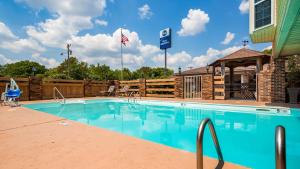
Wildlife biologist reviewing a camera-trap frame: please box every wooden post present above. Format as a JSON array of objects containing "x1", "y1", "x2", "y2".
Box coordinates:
[
  {"x1": 114, "y1": 80, "x2": 120, "y2": 97},
  {"x1": 229, "y1": 66, "x2": 234, "y2": 98},
  {"x1": 139, "y1": 78, "x2": 146, "y2": 97},
  {"x1": 256, "y1": 57, "x2": 263, "y2": 73},
  {"x1": 175, "y1": 76, "x2": 183, "y2": 99},
  {"x1": 221, "y1": 62, "x2": 225, "y2": 76}
]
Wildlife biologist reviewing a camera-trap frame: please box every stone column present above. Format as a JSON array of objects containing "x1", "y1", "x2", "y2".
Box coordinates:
[
  {"x1": 257, "y1": 58, "x2": 286, "y2": 103},
  {"x1": 270, "y1": 58, "x2": 286, "y2": 103},
  {"x1": 202, "y1": 74, "x2": 213, "y2": 100},
  {"x1": 174, "y1": 76, "x2": 183, "y2": 99}
]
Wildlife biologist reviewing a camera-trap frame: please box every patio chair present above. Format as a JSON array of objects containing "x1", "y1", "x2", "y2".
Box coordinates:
[
  {"x1": 100, "y1": 86, "x2": 115, "y2": 96},
  {"x1": 119, "y1": 85, "x2": 130, "y2": 97}
]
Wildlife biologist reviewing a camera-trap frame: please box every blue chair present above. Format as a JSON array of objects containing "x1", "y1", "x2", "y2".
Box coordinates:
[
  {"x1": 5, "y1": 89, "x2": 21, "y2": 106},
  {"x1": 6, "y1": 89, "x2": 21, "y2": 99}
]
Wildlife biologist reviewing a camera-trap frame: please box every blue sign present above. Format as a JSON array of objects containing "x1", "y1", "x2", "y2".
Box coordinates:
[{"x1": 160, "y1": 28, "x2": 172, "y2": 49}]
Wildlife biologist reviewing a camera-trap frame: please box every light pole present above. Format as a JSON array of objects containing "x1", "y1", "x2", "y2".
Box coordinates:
[
  {"x1": 32, "y1": 66, "x2": 36, "y2": 76},
  {"x1": 61, "y1": 44, "x2": 72, "y2": 78}
]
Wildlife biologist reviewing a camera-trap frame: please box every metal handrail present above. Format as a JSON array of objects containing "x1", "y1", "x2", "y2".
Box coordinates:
[
  {"x1": 275, "y1": 125, "x2": 286, "y2": 169},
  {"x1": 197, "y1": 118, "x2": 224, "y2": 169},
  {"x1": 53, "y1": 87, "x2": 66, "y2": 104}
]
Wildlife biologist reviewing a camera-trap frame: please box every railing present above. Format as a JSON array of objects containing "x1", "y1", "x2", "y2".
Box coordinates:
[
  {"x1": 275, "y1": 125, "x2": 286, "y2": 169},
  {"x1": 197, "y1": 118, "x2": 224, "y2": 169},
  {"x1": 53, "y1": 87, "x2": 66, "y2": 104}
]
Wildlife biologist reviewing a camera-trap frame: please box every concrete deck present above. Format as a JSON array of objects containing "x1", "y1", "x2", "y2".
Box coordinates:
[{"x1": 0, "y1": 100, "x2": 249, "y2": 169}]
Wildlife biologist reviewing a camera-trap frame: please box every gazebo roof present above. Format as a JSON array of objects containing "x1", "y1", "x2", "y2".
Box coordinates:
[
  {"x1": 210, "y1": 48, "x2": 270, "y2": 67},
  {"x1": 176, "y1": 67, "x2": 209, "y2": 76}
]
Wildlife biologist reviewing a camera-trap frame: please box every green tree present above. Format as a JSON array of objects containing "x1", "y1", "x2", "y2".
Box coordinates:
[
  {"x1": 88, "y1": 64, "x2": 113, "y2": 80},
  {"x1": 132, "y1": 67, "x2": 173, "y2": 79},
  {"x1": 0, "y1": 65, "x2": 4, "y2": 76},
  {"x1": 287, "y1": 55, "x2": 300, "y2": 87},
  {"x1": 2, "y1": 60, "x2": 47, "y2": 77},
  {"x1": 49, "y1": 57, "x2": 89, "y2": 80},
  {"x1": 262, "y1": 48, "x2": 272, "y2": 55},
  {"x1": 44, "y1": 68, "x2": 68, "y2": 79},
  {"x1": 133, "y1": 67, "x2": 152, "y2": 79},
  {"x1": 150, "y1": 67, "x2": 173, "y2": 78}
]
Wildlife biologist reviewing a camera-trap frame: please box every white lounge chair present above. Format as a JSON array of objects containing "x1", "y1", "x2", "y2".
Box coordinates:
[{"x1": 100, "y1": 85, "x2": 115, "y2": 96}]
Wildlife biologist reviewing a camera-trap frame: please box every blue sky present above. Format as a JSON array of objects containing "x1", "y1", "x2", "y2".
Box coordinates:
[{"x1": 0, "y1": 0, "x2": 271, "y2": 71}]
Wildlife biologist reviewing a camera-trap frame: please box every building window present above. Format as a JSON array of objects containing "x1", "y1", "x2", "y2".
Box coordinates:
[{"x1": 255, "y1": 0, "x2": 272, "y2": 29}]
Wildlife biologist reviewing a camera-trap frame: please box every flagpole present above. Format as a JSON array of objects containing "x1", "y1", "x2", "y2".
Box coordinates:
[{"x1": 120, "y1": 28, "x2": 124, "y2": 80}]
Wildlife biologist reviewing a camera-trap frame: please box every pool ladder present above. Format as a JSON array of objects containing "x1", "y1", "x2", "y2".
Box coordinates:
[
  {"x1": 275, "y1": 126, "x2": 286, "y2": 169},
  {"x1": 53, "y1": 87, "x2": 66, "y2": 104},
  {"x1": 196, "y1": 118, "x2": 224, "y2": 169},
  {"x1": 128, "y1": 91, "x2": 141, "y2": 103},
  {"x1": 196, "y1": 118, "x2": 286, "y2": 169}
]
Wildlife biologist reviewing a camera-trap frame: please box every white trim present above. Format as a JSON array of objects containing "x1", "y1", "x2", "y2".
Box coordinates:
[{"x1": 250, "y1": 0, "x2": 275, "y2": 33}]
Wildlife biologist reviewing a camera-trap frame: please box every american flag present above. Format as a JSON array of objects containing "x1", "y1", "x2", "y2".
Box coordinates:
[{"x1": 121, "y1": 33, "x2": 129, "y2": 46}]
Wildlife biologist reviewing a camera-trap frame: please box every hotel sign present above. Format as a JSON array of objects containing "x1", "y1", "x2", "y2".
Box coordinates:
[{"x1": 160, "y1": 28, "x2": 172, "y2": 49}]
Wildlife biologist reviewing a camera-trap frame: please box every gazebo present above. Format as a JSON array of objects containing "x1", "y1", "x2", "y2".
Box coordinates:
[{"x1": 209, "y1": 48, "x2": 270, "y2": 100}]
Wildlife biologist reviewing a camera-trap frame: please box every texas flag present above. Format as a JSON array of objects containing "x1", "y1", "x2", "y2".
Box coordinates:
[{"x1": 121, "y1": 33, "x2": 129, "y2": 46}]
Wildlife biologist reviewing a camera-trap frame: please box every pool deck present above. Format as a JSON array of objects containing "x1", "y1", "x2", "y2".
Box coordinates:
[{"x1": 0, "y1": 98, "x2": 251, "y2": 169}]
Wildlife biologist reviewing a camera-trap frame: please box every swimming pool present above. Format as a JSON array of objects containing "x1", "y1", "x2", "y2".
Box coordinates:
[{"x1": 24, "y1": 99, "x2": 300, "y2": 169}]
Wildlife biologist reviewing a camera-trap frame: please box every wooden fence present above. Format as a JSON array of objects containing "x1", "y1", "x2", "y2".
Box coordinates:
[
  {"x1": 0, "y1": 77, "x2": 178, "y2": 101},
  {"x1": 42, "y1": 79, "x2": 85, "y2": 99},
  {"x1": 119, "y1": 80, "x2": 140, "y2": 93},
  {"x1": 146, "y1": 78, "x2": 175, "y2": 98},
  {"x1": 118, "y1": 78, "x2": 176, "y2": 98},
  {"x1": 84, "y1": 80, "x2": 109, "y2": 97}
]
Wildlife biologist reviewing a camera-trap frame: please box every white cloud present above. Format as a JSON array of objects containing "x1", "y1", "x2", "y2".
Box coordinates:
[
  {"x1": 0, "y1": 22, "x2": 17, "y2": 40},
  {"x1": 0, "y1": 38, "x2": 46, "y2": 53},
  {"x1": 221, "y1": 32, "x2": 235, "y2": 45},
  {"x1": 191, "y1": 46, "x2": 242, "y2": 68},
  {"x1": 0, "y1": 21, "x2": 45, "y2": 54},
  {"x1": 95, "y1": 19, "x2": 108, "y2": 26},
  {"x1": 263, "y1": 45, "x2": 272, "y2": 51},
  {"x1": 26, "y1": 15, "x2": 93, "y2": 48},
  {"x1": 177, "y1": 9, "x2": 209, "y2": 36},
  {"x1": 239, "y1": 0, "x2": 249, "y2": 14},
  {"x1": 0, "y1": 54, "x2": 17, "y2": 64},
  {"x1": 16, "y1": 0, "x2": 106, "y2": 17},
  {"x1": 138, "y1": 4, "x2": 153, "y2": 20},
  {"x1": 31, "y1": 53, "x2": 60, "y2": 68},
  {"x1": 68, "y1": 28, "x2": 160, "y2": 69},
  {"x1": 16, "y1": 0, "x2": 107, "y2": 48},
  {"x1": 152, "y1": 51, "x2": 193, "y2": 69}
]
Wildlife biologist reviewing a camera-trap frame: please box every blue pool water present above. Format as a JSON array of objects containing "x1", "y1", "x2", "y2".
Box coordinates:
[{"x1": 24, "y1": 99, "x2": 300, "y2": 169}]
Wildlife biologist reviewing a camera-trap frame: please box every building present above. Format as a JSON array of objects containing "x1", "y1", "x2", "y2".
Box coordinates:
[
  {"x1": 175, "y1": 48, "x2": 272, "y2": 101},
  {"x1": 249, "y1": 0, "x2": 300, "y2": 57},
  {"x1": 249, "y1": 0, "x2": 300, "y2": 103}
]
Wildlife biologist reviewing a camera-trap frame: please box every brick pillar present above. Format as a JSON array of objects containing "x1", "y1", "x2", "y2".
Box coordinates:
[
  {"x1": 174, "y1": 76, "x2": 183, "y2": 98},
  {"x1": 270, "y1": 58, "x2": 286, "y2": 103},
  {"x1": 202, "y1": 74, "x2": 213, "y2": 100},
  {"x1": 257, "y1": 71, "x2": 272, "y2": 102},
  {"x1": 257, "y1": 58, "x2": 286, "y2": 103},
  {"x1": 139, "y1": 78, "x2": 146, "y2": 97}
]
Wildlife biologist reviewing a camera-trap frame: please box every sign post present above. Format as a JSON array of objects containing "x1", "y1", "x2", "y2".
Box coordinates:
[{"x1": 160, "y1": 28, "x2": 172, "y2": 76}]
